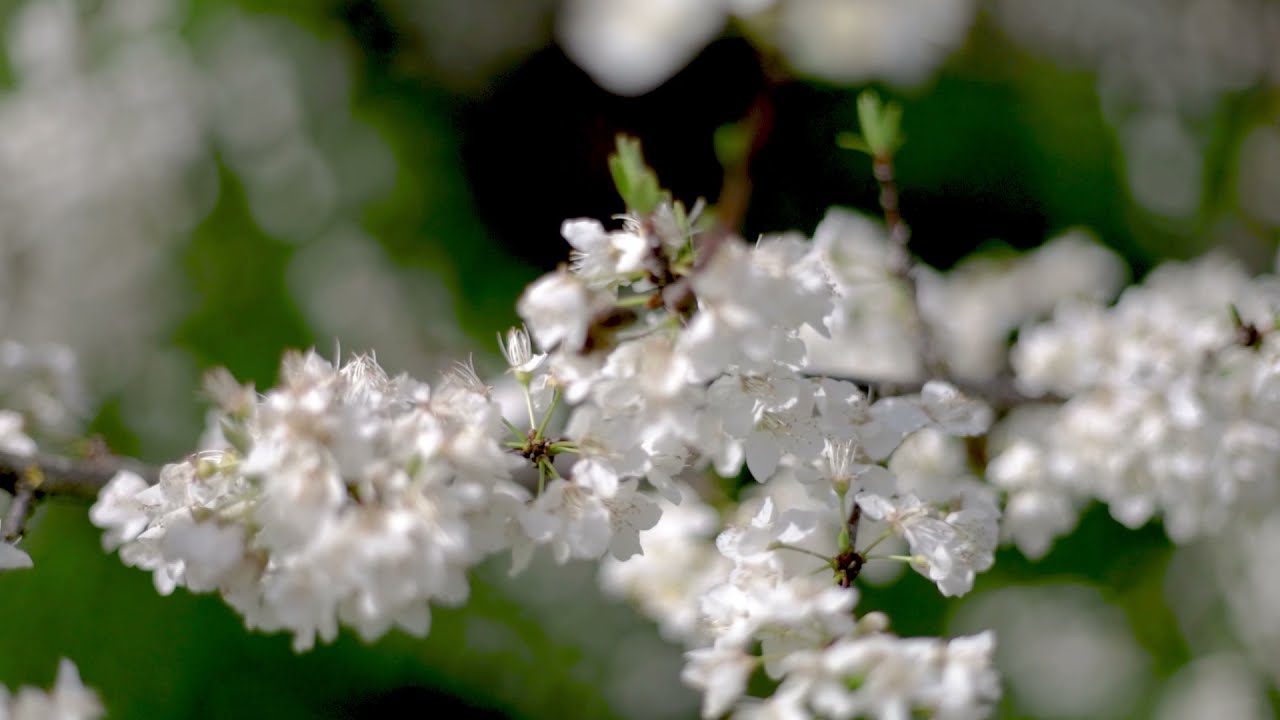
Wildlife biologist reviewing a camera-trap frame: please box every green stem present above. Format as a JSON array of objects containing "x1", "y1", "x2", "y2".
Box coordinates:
[
  {"x1": 535, "y1": 388, "x2": 561, "y2": 440},
  {"x1": 864, "y1": 553, "x2": 918, "y2": 564},
  {"x1": 615, "y1": 293, "x2": 654, "y2": 307},
  {"x1": 523, "y1": 383, "x2": 537, "y2": 430},
  {"x1": 769, "y1": 542, "x2": 833, "y2": 564},
  {"x1": 837, "y1": 490, "x2": 850, "y2": 551},
  {"x1": 502, "y1": 418, "x2": 526, "y2": 443},
  {"x1": 858, "y1": 528, "x2": 894, "y2": 556}
]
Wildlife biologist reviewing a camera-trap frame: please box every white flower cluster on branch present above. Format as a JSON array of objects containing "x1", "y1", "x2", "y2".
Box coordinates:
[
  {"x1": 990, "y1": 256, "x2": 1280, "y2": 552},
  {"x1": 2, "y1": 1, "x2": 1277, "y2": 714},
  {"x1": 510, "y1": 201, "x2": 1005, "y2": 717},
  {"x1": 45, "y1": 127, "x2": 1280, "y2": 717},
  {"x1": 38, "y1": 151, "x2": 1280, "y2": 717},
  {"x1": 88, "y1": 183, "x2": 1007, "y2": 714},
  {"x1": 92, "y1": 352, "x2": 530, "y2": 651}
]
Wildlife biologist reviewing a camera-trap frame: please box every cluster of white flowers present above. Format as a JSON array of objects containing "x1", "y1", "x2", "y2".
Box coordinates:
[
  {"x1": 599, "y1": 485, "x2": 731, "y2": 643},
  {"x1": 558, "y1": 0, "x2": 976, "y2": 95},
  {"x1": 0, "y1": 0, "x2": 207, "y2": 394},
  {"x1": 11, "y1": 1, "x2": 1280, "y2": 715},
  {"x1": 681, "y1": 484, "x2": 999, "y2": 719},
  {"x1": 88, "y1": 192, "x2": 1007, "y2": 713},
  {"x1": 91, "y1": 352, "x2": 530, "y2": 651},
  {"x1": 0, "y1": 660, "x2": 101, "y2": 720},
  {"x1": 0, "y1": 0, "x2": 443, "y2": 461},
  {"x1": 65, "y1": 186, "x2": 1280, "y2": 717},
  {"x1": 605, "y1": 471, "x2": 999, "y2": 719},
  {"x1": 803, "y1": 209, "x2": 1126, "y2": 382},
  {"x1": 967, "y1": 248, "x2": 1280, "y2": 694},
  {"x1": 49, "y1": 120, "x2": 1280, "y2": 714},
  {"x1": 513, "y1": 205, "x2": 1007, "y2": 715},
  {"x1": 988, "y1": 255, "x2": 1280, "y2": 553}
]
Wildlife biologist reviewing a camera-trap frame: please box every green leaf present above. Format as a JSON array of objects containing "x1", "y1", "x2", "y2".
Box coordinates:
[
  {"x1": 846, "y1": 91, "x2": 904, "y2": 158},
  {"x1": 714, "y1": 121, "x2": 752, "y2": 168},
  {"x1": 1228, "y1": 303, "x2": 1244, "y2": 328},
  {"x1": 835, "y1": 132, "x2": 870, "y2": 154},
  {"x1": 608, "y1": 135, "x2": 665, "y2": 215}
]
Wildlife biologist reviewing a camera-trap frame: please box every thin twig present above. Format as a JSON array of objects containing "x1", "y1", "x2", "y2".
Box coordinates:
[
  {"x1": 0, "y1": 450, "x2": 158, "y2": 501},
  {"x1": 698, "y1": 51, "x2": 785, "y2": 270},
  {"x1": 2, "y1": 481, "x2": 35, "y2": 541},
  {"x1": 873, "y1": 151, "x2": 945, "y2": 378},
  {"x1": 812, "y1": 372, "x2": 1063, "y2": 413},
  {"x1": 713, "y1": 88, "x2": 776, "y2": 240},
  {"x1": 846, "y1": 499, "x2": 862, "y2": 544}
]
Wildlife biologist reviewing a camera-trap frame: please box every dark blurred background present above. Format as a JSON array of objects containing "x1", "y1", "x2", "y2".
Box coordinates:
[{"x1": 0, "y1": 0, "x2": 1278, "y2": 717}]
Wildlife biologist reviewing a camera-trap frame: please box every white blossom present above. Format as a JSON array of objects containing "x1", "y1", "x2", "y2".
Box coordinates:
[
  {"x1": 682, "y1": 645, "x2": 759, "y2": 719},
  {"x1": 856, "y1": 493, "x2": 996, "y2": 597},
  {"x1": 497, "y1": 326, "x2": 544, "y2": 376},
  {"x1": 92, "y1": 351, "x2": 528, "y2": 650},
  {"x1": 0, "y1": 524, "x2": 33, "y2": 571},
  {"x1": 557, "y1": 0, "x2": 730, "y2": 96},
  {"x1": 1, "y1": 659, "x2": 103, "y2": 720},
  {"x1": 997, "y1": 256, "x2": 1280, "y2": 545},
  {"x1": 599, "y1": 485, "x2": 732, "y2": 644},
  {"x1": 561, "y1": 218, "x2": 649, "y2": 288},
  {"x1": 0, "y1": 410, "x2": 36, "y2": 457},
  {"x1": 517, "y1": 268, "x2": 612, "y2": 354},
  {"x1": 557, "y1": 0, "x2": 976, "y2": 96},
  {"x1": 761, "y1": 631, "x2": 1000, "y2": 720},
  {"x1": 918, "y1": 381, "x2": 992, "y2": 437},
  {"x1": 89, "y1": 470, "x2": 156, "y2": 551}
]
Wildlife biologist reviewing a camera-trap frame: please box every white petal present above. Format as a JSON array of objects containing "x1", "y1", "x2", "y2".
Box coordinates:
[
  {"x1": 0, "y1": 541, "x2": 33, "y2": 570},
  {"x1": 919, "y1": 380, "x2": 993, "y2": 436},
  {"x1": 745, "y1": 432, "x2": 782, "y2": 481}
]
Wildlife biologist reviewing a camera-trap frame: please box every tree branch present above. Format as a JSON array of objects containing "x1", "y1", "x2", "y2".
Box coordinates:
[
  {"x1": 873, "y1": 151, "x2": 946, "y2": 379},
  {"x1": 713, "y1": 84, "x2": 777, "y2": 238},
  {"x1": 2, "y1": 482, "x2": 35, "y2": 541},
  {"x1": 698, "y1": 49, "x2": 786, "y2": 271},
  {"x1": 0, "y1": 450, "x2": 158, "y2": 501},
  {"x1": 818, "y1": 372, "x2": 1063, "y2": 413}
]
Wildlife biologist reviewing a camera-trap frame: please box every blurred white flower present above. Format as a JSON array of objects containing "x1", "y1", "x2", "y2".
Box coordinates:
[
  {"x1": 998, "y1": 255, "x2": 1280, "y2": 547},
  {"x1": 953, "y1": 584, "x2": 1149, "y2": 719},
  {"x1": 0, "y1": 0, "x2": 207, "y2": 397},
  {"x1": 856, "y1": 491, "x2": 996, "y2": 597},
  {"x1": 778, "y1": 0, "x2": 976, "y2": 86},
  {"x1": 0, "y1": 527, "x2": 33, "y2": 571},
  {"x1": 519, "y1": 268, "x2": 611, "y2": 353},
  {"x1": 1155, "y1": 654, "x2": 1270, "y2": 720},
  {"x1": 558, "y1": 0, "x2": 730, "y2": 95},
  {"x1": 0, "y1": 411, "x2": 36, "y2": 457},
  {"x1": 2, "y1": 659, "x2": 103, "y2": 720},
  {"x1": 558, "y1": 0, "x2": 976, "y2": 95}
]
